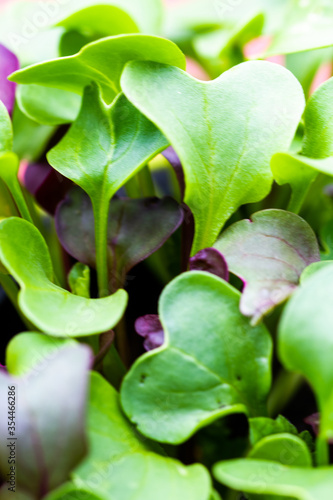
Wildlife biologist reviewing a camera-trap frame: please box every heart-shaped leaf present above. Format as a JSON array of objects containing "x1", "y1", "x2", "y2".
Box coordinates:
[
  {"x1": 213, "y1": 459, "x2": 333, "y2": 500},
  {"x1": 248, "y1": 434, "x2": 312, "y2": 467},
  {"x1": 0, "y1": 43, "x2": 19, "y2": 115},
  {"x1": 0, "y1": 343, "x2": 92, "y2": 498},
  {"x1": 0, "y1": 217, "x2": 128, "y2": 337},
  {"x1": 121, "y1": 271, "x2": 272, "y2": 444},
  {"x1": 56, "y1": 4, "x2": 140, "y2": 38},
  {"x1": 71, "y1": 372, "x2": 212, "y2": 500},
  {"x1": 278, "y1": 263, "x2": 333, "y2": 442},
  {"x1": 214, "y1": 209, "x2": 320, "y2": 324},
  {"x1": 271, "y1": 76, "x2": 333, "y2": 212},
  {"x1": 55, "y1": 187, "x2": 183, "y2": 290},
  {"x1": 121, "y1": 60, "x2": 305, "y2": 254},
  {"x1": 48, "y1": 85, "x2": 170, "y2": 295},
  {"x1": 9, "y1": 34, "x2": 186, "y2": 103}
]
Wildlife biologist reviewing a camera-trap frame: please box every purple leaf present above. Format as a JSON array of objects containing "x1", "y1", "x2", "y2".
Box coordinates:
[
  {"x1": 0, "y1": 364, "x2": 7, "y2": 373},
  {"x1": 163, "y1": 146, "x2": 185, "y2": 199},
  {"x1": 190, "y1": 248, "x2": 229, "y2": 281},
  {"x1": 21, "y1": 162, "x2": 72, "y2": 214},
  {"x1": 215, "y1": 209, "x2": 320, "y2": 324},
  {"x1": 0, "y1": 44, "x2": 19, "y2": 115},
  {"x1": 55, "y1": 187, "x2": 184, "y2": 290},
  {"x1": 0, "y1": 344, "x2": 92, "y2": 498},
  {"x1": 135, "y1": 314, "x2": 165, "y2": 351}
]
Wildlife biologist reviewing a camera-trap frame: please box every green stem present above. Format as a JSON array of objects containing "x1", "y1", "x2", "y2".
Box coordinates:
[
  {"x1": 316, "y1": 436, "x2": 330, "y2": 466},
  {"x1": 102, "y1": 344, "x2": 127, "y2": 390},
  {"x1": 287, "y1": 184, "x2": 312, "y2": 214},
  {"x1": 125, "y1": 174, "x2": 142, "y2": 198},
  {"x1": 267, "y1": 369, "x2": 304, "y2": 417},
  {"x1": 10, "y1": 178, "x2": 33, "y2": 223},
  {"x1": 0, "y1": 274, "x2": 35, "y2": 330},
  {"x1": 137, "y1": 165, "x2": 156, "y2": 198},
  {"x1": 93, "y1": 198, "x2": 110, "y2": 298}
]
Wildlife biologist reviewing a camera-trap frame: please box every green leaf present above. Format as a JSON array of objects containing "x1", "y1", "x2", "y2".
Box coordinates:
[
  {"x1": 213, "y1": 459, "x2": 333, "y2": 500},
  {"x1": 69, "y1": 262, "x2": 91, "y2": 298},
  {"x1": 17, "y1": 85, "x2": 81, "y2": 125},
  {"x1": 56, "y1": 4, "x2": 139, "y2": 37},
  {"x1": 0, "y1": 344, "x2": 92, "y2": 498},
  {"x1": 121, "y1": 271, "x2": 272, "y2": 444},
  {"x1": 72, "y1": 372, "x2": 212, "y2": 500},
  {"x1": 278, "y1": 263, "x2": 333, "y2": 441},
  {"x1": 0, "y1": 100, "x2": 13, "y2": 152},
  {"x1": 302, "y1": 76, "x2": 333, "y2": 158},
  {"x1": 0, "y1": 217, "x2": 128, "y2": 337},
  {"x1": 249, "y1": 415, "x2": 299, "y2": 447},
  {"x1": 48, "y1": 85, "x2": 169, "y2": 296},
  {"x1": 271, "y1": 76, "x2": 333, "y2": 213},
  {"x1": 214, "y1": 209, "x2": 320, "y2": 325},
  {"x1": 44, "y1": 484, "x2": 104, "y2": 500},
  {"x1": 265, "y1": 1, "x2": 333, "y2": 56},
  {"x1": 6, "y1": 332, "x2": 75, "y2": 376},
  {"x1": 248, "y1": 434, "x2": 312, "y2": 467},
  {"x1": 121, "y1": 60, "x2": 305, "y2": 254},
  {"x1": 9, "y1": 34, "x2": 186, "y2": 103}
]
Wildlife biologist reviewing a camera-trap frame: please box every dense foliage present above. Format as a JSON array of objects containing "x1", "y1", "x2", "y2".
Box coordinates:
[{"x1": 1, "y1": 1, "x2": 333, "y2": 499}]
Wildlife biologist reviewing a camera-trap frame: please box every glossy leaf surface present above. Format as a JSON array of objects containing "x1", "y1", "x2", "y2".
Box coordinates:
[
  {"x1": 72, "y1": 372, "x2": 212, "y2": 500},
  {"x1": 121, "y1": 60, "x2": 305, "y2": 254},
  {"x1": 121, "y1": 271, "x2": 272, "y2": 444},
  {"x1": 214, "y1": 459, "x2": 333, "y2": 500},
  {"x1": 0, "y1": 217, "x2": 127, "y2": 337},
  {"x1": 278, "y1": 263, "x2": 333, "y2": 441},
  {"x1": 215, "y1": 210, "x2": 320, "y2": 324}
]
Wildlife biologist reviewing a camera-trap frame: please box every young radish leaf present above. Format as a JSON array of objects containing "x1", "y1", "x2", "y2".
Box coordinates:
[
  {"x1": 272, "y1": 77, "x2": 333, "y2": 213},
  {"x1": 214, "y1": 210, "x2": 320, "y2": 325},
  {"x1": 9, "y1": 34, "x2": 186, "y2": 103},
  {"x1": 248, "y1": 433, "x2": 312, "y2": 467},
  {"x1": 0, "y1": 43, "x2": 19, "y2": 115},
  {"x1": 278, "y1": 263, "x2": 333, "y2": 443},
  {"x1": 56, "y1": 187, "x2": 183, "y2": 291},
  {"x1": 121, "y1": 271, "x2": 272, "y2": 444},
  {"x1": 48, "y1": 86, "x2": 170, "y2": 295},
  {"x1": 56, "y1": 4, "x2": 140, "y2": 38},
  {"x1": 71, "y1": 372, "x2": 212, "y2": 500},
  {"x1": 121, "y1": 60, "x2": 305, "y2": 254},
  {"x1": 0, "y1": 343, "x2": 92, "y2": 498},
  {"x1": 0, "y1": 217, "x2": 128, "y2": 337},
  {"x1": 213, "y1": 459, "x2": 333, "y2": 500}
]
